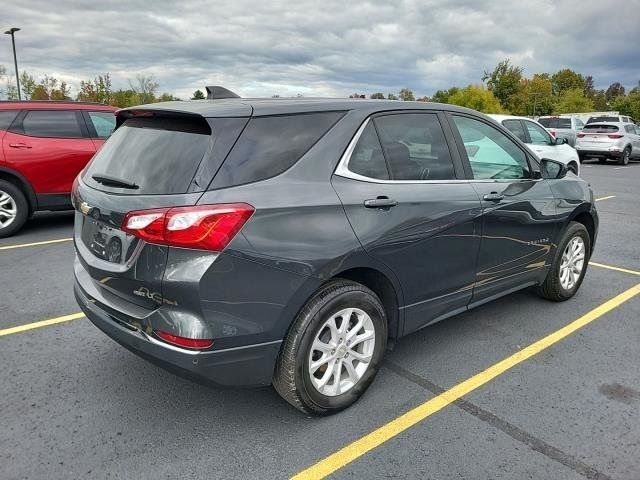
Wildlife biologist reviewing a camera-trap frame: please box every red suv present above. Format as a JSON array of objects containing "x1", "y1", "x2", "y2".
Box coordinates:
[{"x1": 0, "y1": 101, "x2": 116, "y2": 237}]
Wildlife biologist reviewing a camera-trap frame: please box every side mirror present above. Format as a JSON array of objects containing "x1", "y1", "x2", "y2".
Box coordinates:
[
  {"x1": 541, "y1": 158, "x2": 567, "y2": 179},
  {"x1": 555, "y1": 137, "x2": 567, "y2": 145}
]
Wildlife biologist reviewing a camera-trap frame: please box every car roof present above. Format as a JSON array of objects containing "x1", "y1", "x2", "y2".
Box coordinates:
[
  {"x1": 0, "y1": 101, "x2": 116, "y2": 111},
  {"x1": 487, "y1": 114, "x2": 536, "y2": 123},
  {"x1": 119, "y1": 98, "x2": 482, "y2": 118}
]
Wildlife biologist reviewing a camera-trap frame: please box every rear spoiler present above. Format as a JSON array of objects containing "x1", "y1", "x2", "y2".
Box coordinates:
[{"x1": 206, "y1": 86, "x2": 240, "y2": 100}]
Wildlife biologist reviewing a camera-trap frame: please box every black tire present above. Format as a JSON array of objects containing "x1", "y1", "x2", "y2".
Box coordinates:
[
  {"x1": 0, "y1": 180, "x2": 29, "y2": 238},
  {"x1": 537, "y1": 221, "x2": 590, "y2": 302},
  {"x1": 598, "y1": 157, "x2": 607, "y2": 164},
  {"x1": 273, "y1": 279, "x2": 387, "y2": 415},
  {"x1": 618, "y1": 147, "x2": 631, "y2": 165},
  {"x1": 578, "y1": 154, "x2": 584, "y2": 164}
]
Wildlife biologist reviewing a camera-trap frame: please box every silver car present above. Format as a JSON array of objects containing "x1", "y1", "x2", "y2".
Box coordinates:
[
  {"x1": 538, "y1": 116, "x2": 584, "y2": 147},
  {"x1": 575, "y1": 121, "x2": 640, "y2": 165}
]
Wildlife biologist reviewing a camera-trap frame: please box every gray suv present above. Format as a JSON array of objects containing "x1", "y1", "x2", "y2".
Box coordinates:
[
  {"x1": 538, "y1": 116, "x2": 584, "y2": 146},
  {"x1": 73, "y1": 94, "x2": 598, "y2": 414}
]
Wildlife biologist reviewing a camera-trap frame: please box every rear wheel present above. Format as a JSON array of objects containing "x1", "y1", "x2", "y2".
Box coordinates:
[
  {"x1": 618, "y1": 147, "x2": 631, "y2": 165},
  {"x1": 273, "y1": 279, "x2": 387, "y2": 415},
  {"x1": 0, "y1": 180, "x2": 28, "y2": 238},
  {"x1": 537, "y1": 222, "x2": 590, "y2": 301}
]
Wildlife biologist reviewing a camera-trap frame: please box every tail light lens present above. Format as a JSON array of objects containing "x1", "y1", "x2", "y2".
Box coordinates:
[
  {"x1": 155, "y1": 330, "x2": 213, "y2": 349},
  {"x1": 608, "y1": 134, "x2": 623, "y2": 139},
  {"x1": 549, "y1": 130, "x2": 556, "y2": 137},
  {"x1": 577, "y1": 133, "x2": 585, "y2": 138},
  {"x1": 122, "y1": 203, "x2": 254, "y2": 251}
]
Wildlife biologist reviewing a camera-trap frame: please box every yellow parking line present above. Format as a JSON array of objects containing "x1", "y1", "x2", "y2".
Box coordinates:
[
  {"x1": 0, "y1": 237, "x2": 73, "y2": 251},
  {"x1": 590, "y1": 261, "x2": 640, "y2": 277},
  {"x1": 291, "y1": 283, "x2": 640, "y2": 480},
  {"x1": 595, "y1": 195, "x2": 616, "y2": 202},
  {"x1": 0, "y1": 312, "x2": 84, "y2": 337}
]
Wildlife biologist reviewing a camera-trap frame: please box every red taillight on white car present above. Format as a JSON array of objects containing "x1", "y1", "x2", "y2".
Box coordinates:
[
  {"x1": 122, "y1": 203, "x2": 254, "y2": 251},
  {"x1": 607, "y1": 134, "x2": 623, "y2": 139},
  {"x1": 577, "y1": 133, "x2": 585, "y2": 138}
]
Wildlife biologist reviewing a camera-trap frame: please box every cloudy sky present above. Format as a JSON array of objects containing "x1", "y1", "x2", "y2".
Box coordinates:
[{"x1": 1, "y1": 0, "x2": 639, "y2": 99}]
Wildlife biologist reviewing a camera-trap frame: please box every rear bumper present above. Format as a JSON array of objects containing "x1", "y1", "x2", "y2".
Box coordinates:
[
  {"x1": 74, "y1": 280, "x2": 281, "y2": 387},
  {"x1": 575, "y1": 147, "x2": 622, "y2": 158}
]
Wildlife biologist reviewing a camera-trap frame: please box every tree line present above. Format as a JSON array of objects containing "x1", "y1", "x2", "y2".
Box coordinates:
[{"x1": 350, "y1": 59, "x2": 640, "y2": 120}]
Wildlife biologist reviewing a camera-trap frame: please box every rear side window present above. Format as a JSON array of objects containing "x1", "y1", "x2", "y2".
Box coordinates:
[
  {"x1": 87, "y1": 111, "x2": 116, "y2": 138},
  {"x1": 84, "y1": 116, "x2": 211, "y2": 195},
  {"x1": 0, "y1": 111, "x2": 18, "y2": 130},
  {"x1": 212, "y1": 112, "x2": 344, "y2": 188},
  {"x1": 349, "y1": 122, "x2": 389, "y2": 180},
  {"x1": 502, "y1": 119, "x2": 527, "y2": 142},
  {"x1": 583, "y1": 124, "x2": 619, "y2": 133},
  {"x1": 524, "y1": 121, "x2": 553, "y2": 146},
  {"x1": 538, "y1": 118, "x2": 571, "y2": 129},
  {"x1": 21, "y1": 110, "x2": 83, "y2": 138}
]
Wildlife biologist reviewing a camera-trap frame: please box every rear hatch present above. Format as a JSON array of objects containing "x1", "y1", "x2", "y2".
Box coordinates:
[
  {"x1": 577, "y1": 124, "x2": 620, "y2": 146},
  {"x1": 73, "y1": 109, "x2": 249, "y2": 310}
]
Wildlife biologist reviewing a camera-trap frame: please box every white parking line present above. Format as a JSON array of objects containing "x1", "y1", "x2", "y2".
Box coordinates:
[{"x1": 595, "y1": 195, "x2": 616, "y2": 202}]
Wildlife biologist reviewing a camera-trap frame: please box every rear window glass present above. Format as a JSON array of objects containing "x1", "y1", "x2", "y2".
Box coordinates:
[
  {"x1": 22, "y1": 110, "x2": 83, "y2": 138},
  {"x1": 538, "y1": 118, "x2": 571, "y2": 129},
  {"x1": 587, "y1": 116, "x2": 619, "y2": 124},
  {"x1": 0, "y1": 110, "x2": 18, "y2": 130},
  {"x1": 583, "y1": 124, "x2": 619, "y2": 133},
  {"x1": 83, "y1": 116, "x2": 211, "y2": 195},
  {"x1": 212, "y1": 111, "x2": 345, "y2": 188}
]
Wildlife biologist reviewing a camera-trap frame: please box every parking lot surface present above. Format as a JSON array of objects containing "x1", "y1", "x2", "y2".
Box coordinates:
[{"x1": 1, "y1": 162, "x2": 639, "y2": 480}]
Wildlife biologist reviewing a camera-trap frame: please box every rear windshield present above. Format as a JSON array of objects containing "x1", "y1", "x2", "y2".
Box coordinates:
[
  {"x1": 84, "y1": 116, "x2": 211, "y2": 195},
  {"x1": 582, "y1": 124, "x2": 619, "y2": 133},
  {"x1": 538, "y1": 118, "x2": 571, "y2": 129},
  {"x1": 587, "y1": 116, "x2": 619, "y2": 124},
  {"x1": 211, "y1": 111, "x2": 345, "y2": 188}
]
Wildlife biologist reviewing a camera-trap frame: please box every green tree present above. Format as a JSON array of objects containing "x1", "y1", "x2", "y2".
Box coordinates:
[
  {"x1": 592, "y1": 90, "x2": 608, "y2": 110},
  {"x1": 507, "y1": 74, "x2": 554, "y2": 116},
  {"x1": 158, "y1": 93, "x2": 180, "y2": 102},
  {"x1": 605, "y1": 82, "x2": 625, "y2": 105},
  {"x1": 129, "y1": 74, "x2": 159, "y2": 104},
  {"x1": 387, "y1": 93, "x2": 398, "y2": 100},
  {"x1": 416, "y1": 96, "x2": 429, "y2": 102},
  {"x1": 111, "y1": 89, "x2": 140, "y2": 108},
  {"x1": 551, "y1": 69, "x2": 584, "y2": 97},
  {"x1": 481, "y1": 59, "x2": 523, "y2": 110},
  {"x1": 398, "y1": 88, "x2": 415, "y2": 101},
  {"x1": 370, "y1": 92, "x2": 385, "y2": 99},
  {"x1": 612, "y1": 92, "x2": 640, "y2": 120},
  {"x1": 77, "y1": 74, "x2": 113, "y2": 104},
  {"x1": 630, "y1": 81, "x2": 640, "y2": 95},
  {"x1": 191, "y1": 89, "x2": 205, "y2": 100},
  {"x1": 555, "y1": 88, "x2": 594, "y2": 113},
  {"x1": 19, "y1": 71, "x2": 37, "y2": 99},
  {"x1": 431, "y1": 87, "x2": 459, "y2": 104},
  {"x1": 447, "y1": 85, "x2": 503, "y2": 113},
  {"x1": 583, "y1": 75, "x2": 596, "y2": 99}
]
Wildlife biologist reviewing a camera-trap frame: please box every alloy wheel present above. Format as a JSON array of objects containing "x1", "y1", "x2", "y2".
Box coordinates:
[
  {"x1": 559, "y1": 236, "x2": 585, "y2": 290},
  {"x1": 308, "y1": 307, "x2": 376, "y2": 396},
  {"x1": 0, "y1": 190, "x2": 17, "y2": 228}
]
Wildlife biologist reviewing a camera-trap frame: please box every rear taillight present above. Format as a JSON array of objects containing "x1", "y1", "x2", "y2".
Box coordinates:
[
  {"x1": 155, "y1": 330, "x2": 214, "y2": 350},
  {"x1": 608, "y1": 134, "x2": 623, "y2": 139},
  {"x1": 549, "y1": 130, "x2": 556, "y2": 137},
  {"x1": 122, "y1": 203, "x2": 254, "y2": 251},
  {"x1": 577, "y1": 133, "x2": 585, "y2": 138}
]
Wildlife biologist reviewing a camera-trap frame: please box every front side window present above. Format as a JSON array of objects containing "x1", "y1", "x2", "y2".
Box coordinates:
[
  {"x1": 88, "y1": 111, "x2": 116, "y2": 138},
  {"x1": 372, "y1": 113, "x2": 455, "y2": 180},
  {"x1": 21, "y1": 110, "x2": 83, "y2": 138},
  {"x1": 502, "y1": 119, "x2": 527, "y2": 142},
  {"x1": 452, "y1": 115, "x2": 530, "y2": 180},
  {"x1": 524, "y1": 121, "x2": 553, "y2": 146},
  {"x1": 0, "y1": 110, "x2": 19, "y2": 130}
]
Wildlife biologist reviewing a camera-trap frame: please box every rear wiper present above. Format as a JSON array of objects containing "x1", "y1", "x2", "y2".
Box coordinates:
[{"x1": 91, "y1": 174, "x2": 139, "y2": 189}]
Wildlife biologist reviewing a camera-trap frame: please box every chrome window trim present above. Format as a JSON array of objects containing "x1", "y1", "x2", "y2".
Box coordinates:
[{"x1": 334, "y1": 116, "x2": 469, "y2": 185}]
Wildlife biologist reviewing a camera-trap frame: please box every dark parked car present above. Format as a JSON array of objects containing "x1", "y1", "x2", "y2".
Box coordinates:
[
  {"x1": 73, "y1": 94, "x2": 598, "y2": 414},
  {"x1": 0, "y1": 101, "x2": 117, "y2": 237}
]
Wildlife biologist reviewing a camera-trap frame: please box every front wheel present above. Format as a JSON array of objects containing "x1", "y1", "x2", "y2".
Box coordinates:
[
  {"x1": 537, "y1": 222, "x2": 590, "y2": 301},
  {"x1": 273, "y1": 279, "x2": 387, "y2": 415}
]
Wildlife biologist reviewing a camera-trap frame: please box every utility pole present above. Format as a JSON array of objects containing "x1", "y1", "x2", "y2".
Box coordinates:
[{"x1": 4, "y1": 27, "x2": 21, "y2": 100}]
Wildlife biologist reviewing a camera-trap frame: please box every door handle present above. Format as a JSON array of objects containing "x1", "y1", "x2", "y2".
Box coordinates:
[
  {"x1": 364, "y1": 196, "x2": 398, "y2": 209},
  {"x1": 483, "y1": 192, "x2": 504, "y2": 202},
  {"x1": 9, "y1": 143, "x2": 32, "y2": 149}
]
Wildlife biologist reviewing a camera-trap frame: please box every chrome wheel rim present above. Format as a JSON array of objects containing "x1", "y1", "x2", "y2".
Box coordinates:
[
  {"x1": 308, "y1": 307, "x2": 376, "y2": 397},
  {"x1": 559, "y1": 236, "x2": 585, "y2": 290},
  {"x1": 0, "y1": 190, "x2": 17, "y2": 228}
]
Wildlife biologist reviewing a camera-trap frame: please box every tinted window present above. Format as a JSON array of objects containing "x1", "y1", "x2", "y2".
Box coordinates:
[
  {"x1": 452, "y1": 115, "x2": 530, "y2": 180},
  {"x1": 538, "y1": 117, "x2": 552, "y2": 127},
  {"x1": 587, "y1": 116, "x2": 619, "y2": 124},
  {"x1": 583, "y1": 124, "x2": 619, "y2": 133},
  {"x1": 625, "y1": 125, "x2": 634, "y2": 133},
  {"x1": 213, "y1": 112, "x2": 344, "y2": 188},
  {"x1": 373, "y1": 113, "x2": 455, "y2": 180},
  {"x1": 0, "y1": 110, "x2": 18, "y2": 130},
  {"x1": 84, "y1": 117, "x2": 211, "y2": 195},
  {"x1": 556, "y1": 118, "x2": 571, "y2": 128},
  {"x1": 502, "y1": 119, "x2": 527, "y2": 142},
  {"x1": 22, "y1": 110, "x2": 83, "y2": 138},
  {"x1": 348, "y1": 122, "x2": 389, "y2": 180},
  {"x1": 88, "y1": 111, "x2": 116, "y2": 138},
  {"x1": 524, "y1": 121, "x2": 553, "y2": 146}
]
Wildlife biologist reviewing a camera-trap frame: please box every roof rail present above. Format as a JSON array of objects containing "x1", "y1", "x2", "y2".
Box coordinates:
[{"x1": 205, "y1": 86, "x2": 240, "y2": 100}]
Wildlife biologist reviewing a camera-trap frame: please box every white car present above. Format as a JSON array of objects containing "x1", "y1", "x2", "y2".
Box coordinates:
[{"x1": 488, "y1": 115, "x2": 580, "y2": 175}]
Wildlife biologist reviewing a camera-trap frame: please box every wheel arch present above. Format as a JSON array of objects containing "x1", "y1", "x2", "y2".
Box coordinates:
[
  {"x1": 0, "y1": 166, "x2": 37, "y2": 215},
  {"x1": 569, "y1": 209, "x2": 596, "y2": 254}
]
